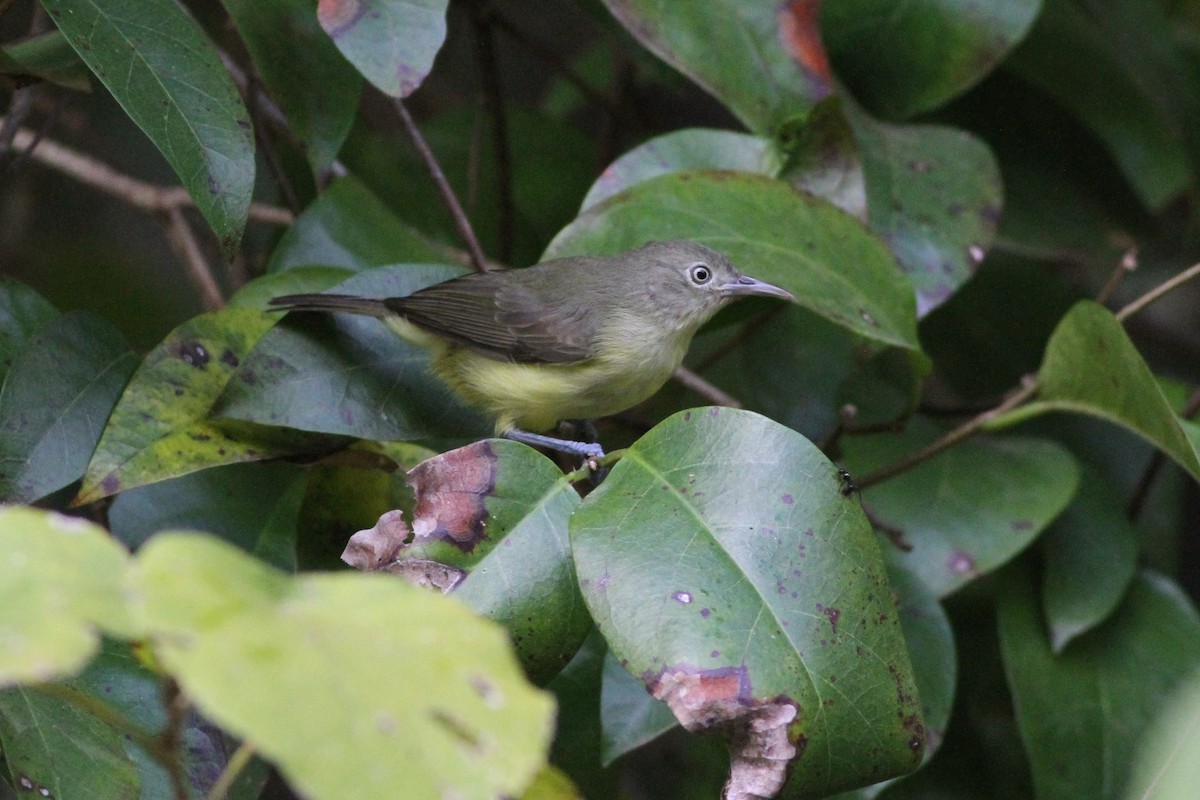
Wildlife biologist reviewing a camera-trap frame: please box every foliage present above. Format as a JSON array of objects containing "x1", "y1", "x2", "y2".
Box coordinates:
[{"x1": 1, "y1": 1, "x2": 1199, "y2": 799}]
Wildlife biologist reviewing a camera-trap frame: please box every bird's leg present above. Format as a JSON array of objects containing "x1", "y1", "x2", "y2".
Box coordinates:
[
  {"x1": 502, "y1": 427, "x2": 605, "y2": 461},
  {"x1": 566, "y1": 419, "x2": 601, "y2": 445}
]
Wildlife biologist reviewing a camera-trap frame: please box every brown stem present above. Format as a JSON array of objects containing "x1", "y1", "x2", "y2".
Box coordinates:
[
  {"x1": 159, "y1": 678, "x2": 191, "y2": 800},
  {"x1": 161, "y1": 206, "x2": 226, "y2": 310},
  {"x1": 471, "y1": 2, "x2": 514, "y2": 262},
  {"x1": 206, "y1": 740, "x2": 257, "y2": 800},
  {"x1": 1095, "y1": 248, "x2": 1138, "y2": 305},
  {"x1": 672, "y1": 366, "x2": 743, "y2": 408},
  {"x1": 393, "y1": 98, "x2": 491, "y2": 273},
  {"x1": 1115, "y1": 261, "x2": 1200, "y2": 322}
]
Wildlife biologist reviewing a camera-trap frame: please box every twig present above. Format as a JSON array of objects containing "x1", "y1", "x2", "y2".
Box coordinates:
[
  {"x1": 856, "y1": 376, "x2": 1040, "y2": 490},
  {"x1": 672, "y1": 366, "x2": 743, "y2": 408},
  {"x1": 245, "y1": 77, "x2": 301, "y2": 214},
  {"x1": 1095, "y1": 248, "x2": 1138, "y2": 305},
  {"x1": 0, "y1": 122, "x2": 294, "y2": 225},
  {"x1": 393, "y1": 98, "x2": 491, "y2": 273},
  {"x1": 1115, "y1": 261, "x2": 1200, "y2": 322},
  {"x1": 159, "y1": 678, "x2": 191, "y2": 800},
  {"x1": 471, "y1": 2, "x2": 514, "y2": 262},
  {"x1": 162, "y1": 205, "x2": 225, "y2": 310},
  {"x1": 1127, "y1": 386, "x2": 1200, "y2": 520},
  {"x1": 207, "y1": 740, "x2": 257, "y2": 800}
]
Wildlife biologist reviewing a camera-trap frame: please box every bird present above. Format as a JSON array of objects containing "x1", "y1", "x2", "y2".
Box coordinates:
[{"x1": 269, "y1": 240, "x2": 793, "y2": 459}]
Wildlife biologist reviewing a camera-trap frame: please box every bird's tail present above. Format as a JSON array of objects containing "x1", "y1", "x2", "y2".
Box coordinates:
[{"x1": 268, "y1": 293, "x2": 390, "y2": 317}]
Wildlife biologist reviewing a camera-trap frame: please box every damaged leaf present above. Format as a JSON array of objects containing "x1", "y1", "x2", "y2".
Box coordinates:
[
  {"x1": 343, "y1": 440, "x2": 590, "y2": 684},
  {"x1": 572, "y1": 408, "x2": 925, "y2": 798}
]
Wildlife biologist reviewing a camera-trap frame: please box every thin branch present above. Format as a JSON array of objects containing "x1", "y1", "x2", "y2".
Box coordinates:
[
  {"x1": 1115, "y1": 261, "x2": 1200, "y2": 322},
  {"x1": 162, "y1": 206, "x2": 225, "y2": 310},
  {"x1": 471, "y1": 2, "x2": 515, "y2": 262},
  {"x1": 159, "y1": 678, "x2": 191, "y2": 800},
  {"x1": 1095, "y1": 247, "x2": 1138, "y2": 305},
  {"x1": 0, "y1": 121, "x2": 294, "y2": 225},
  {"x1": 672, "y1": 366, "x2": 743, "y2": 408},
  {"x1": 206, "y1": 740, "x2": 257, "y2": 800},
  {"x1": 393, "y1": 98, "x2": 491, "y2": 273},
  {"x1": 856, "y1": 376, "x2": 1040, "y2": 490}
]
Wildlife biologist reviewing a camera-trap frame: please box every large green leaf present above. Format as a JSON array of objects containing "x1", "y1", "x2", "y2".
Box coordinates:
[
  {"x1": 994, "y1": 301, "x2": 1200, "y2": 483},
  {"x1": 41, "y1": 0, "x2": 254, "y2": 253},
  {"x1": 999, "y1": 566, "x2": 1200, "y2": 800},
  {"x1": 580, "y1": 128, "x2": 781, "y2": 211},
  {"x1": 0, "y1": 311, "x2": 137, "y2": 503},
  {"x1": 217, "y1": 265, "x2": 490, "y2": 445},
  {"x1": 843, "y1": 101, "x2": 1003, "y2": 316},
  {"x1": 0, "y1": 277, "x2": 58, "y2": 383},
  {"x1": 222, "y1": 0, "x2": 361, "y2": 172},
  {"x1": 77, "y1": 308, "x2": 332, "y2": 504},
  {"x1": 821, "y1": 0, "x2": 1042, "y2": 118},
  {"x1": 267, "y1": 177, "x2": 457, "y2": 272},
  {"x1": 318, "y1": 0, "x2": 448, "y2": 98},
  {"x1": 0, "y1": 507, "x2": 133, "y2": 687},
  {"x1": 599, "y1": 0, "x2": 831, "y2": 134},
  {"x1": 133, "y1": 533, "x2": 554, "y2": 800},
  {"x1": 343, "y1": 440, "x2": 589, "y2": 684},
  {"x1": 1125, "y1": 671, "x2": 1200, "y2": 800},
  {"x1": 842, "y1": 420, "x2": 1079, "y2": 598},
  {"x1": 547, "y1": 170, "x2": 919, "y2": 350},
  {"x1": 572, "y1": 408, "x2": 925, "y2": 797}
]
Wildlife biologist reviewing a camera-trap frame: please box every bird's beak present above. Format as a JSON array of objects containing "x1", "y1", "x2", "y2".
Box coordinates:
[{"x1": 720, "y1": 275, "x2": 794, "y2": 301}]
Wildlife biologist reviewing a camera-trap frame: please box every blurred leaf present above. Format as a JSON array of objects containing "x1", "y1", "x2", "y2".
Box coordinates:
[
  {"x1": 218, "y1": 265, "x2": 491, "y2": 446},
  {"x1": 1006, "y1": 0, "x2": 1199, "y2": 210},
  {"x1": 844, "y1": 100, "x2": 1003, "y2": 316},
  {"x1": 999, "y1": 566, "x2": 1200, "y2": 800},
  {"x1": 222, "y1": 0, "x2": 362, "y2": 172},
  {"x1": 599, "y1": 0, "x2": 832, "y2": 134},
  {"x1": 0, "y1": 30, "x2": 91, "y2": 90},
  {"x1": 547, "y1": 632, "x2": 619, "y2": 799},
  {"x1": 779, "y1": 96, "x2": 868, "y2": 219},
  {"x1": 77, "y1": 308, "x2": 333, "y2": 504},
  {"x1": 599, "y1": 649, "x2": 676, "y2": 766},
  {"x1": 41, "y1": 0, "x2": 254, "y2": 253},
  {"x1": 109, "y1": 462, "x2": 308, "y2": 570},
  {"x1": 267, "y1": 177, "x2": 457, "y2": 272},
  {"x1": 0, "y1": 278, "x2": 58, "y2": 382},
  {"x1": 572, "y1": 408, "x2": 925, "y2": 797},
  {"x1": 0, "y1": 684, "x2": 138, "y2": 799},
  {"x1": 0, "y1": 507, "x2": 133, "y2": 687},
  {"x1": 318, "y1": 0, "x2": 449, "y2": 98},
  {"x1": 994, "y1": 301, "x2": 1200, "y2": 483},
  {"x1": 347, "y1": 440, "x2": 590, "y2": 684},
  {"x1": 842, "y1": 420, "x2": 1079, "y2": 597},
  {"x1": 581, "y1": 128, "x2": 781, "y2": 210},
  {"x1": 0, "y1": 311, "x2": 137, "y2": 503},
  {"x1": 519, "y1": 765, "x2": 583, "y2": 800},
  {"x1": 822, "y1": 0, "x2": 1041, "y2": 118},
  {"x1": 1125, "y1": 669, "x2": 1200, "y2": 800},
  {"x1": 548, "y1": 170, "x2": 919, "y2": 350},
  {"x1": 1041, "y1": 470, "x2": 1138, "y2": 653},
  {"x1": 133, "y1": 533, "x2": 555, "y2": 800}
]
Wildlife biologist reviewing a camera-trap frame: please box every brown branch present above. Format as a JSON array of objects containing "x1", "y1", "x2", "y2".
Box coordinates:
[
  {"x1": 672, "y1": 366, "x2": 743, "y2": 408},
  {"x1": 162, "y1": 206, "x2": 225, "y2": 310},
  {"x1": 471, "y1": 2, "x2": 514, "y2": 262},
  {"x1": 1115, "y1": 261, "x2": 1200, "y2": 322},
  {"x1": 207, "y1": 740, "x2": 257, "y2": 800},
  {"x1": 1095, "y1": 247, "x2": 1138, "y2": 305},
  {"x1": 393, "y1": 98, "x2": 491, "y2": 273}
]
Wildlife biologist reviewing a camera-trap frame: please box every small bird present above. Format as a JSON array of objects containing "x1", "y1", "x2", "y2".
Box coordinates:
[{"x1": 270, "y1": 240, "x2": 792, "y2": 459}]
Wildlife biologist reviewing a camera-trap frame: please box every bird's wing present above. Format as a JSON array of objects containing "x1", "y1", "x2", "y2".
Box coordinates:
[{"x1": 384, "y1": 270, "x2": 599, "y2": 364}]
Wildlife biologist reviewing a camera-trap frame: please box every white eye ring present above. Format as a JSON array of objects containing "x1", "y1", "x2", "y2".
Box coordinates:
[{"x1": 689, "y1": 264, "x2": 712, "y2": 284}]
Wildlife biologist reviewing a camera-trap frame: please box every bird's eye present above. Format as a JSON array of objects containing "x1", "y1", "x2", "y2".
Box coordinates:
[{"x1": 689, "y1": 264, "x2": 712, "y2": 284}]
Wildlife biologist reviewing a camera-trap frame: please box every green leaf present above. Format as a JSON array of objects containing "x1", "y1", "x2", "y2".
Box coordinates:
[
  {"x1": 1006, "y1": 0, "x2": 1199, "y2": 210},
  {"x1": 821, "y1": 0, "x2": 1041, "y2": 118},
  {"x1": 267, "y1": 177, "x2": 458, "y2": 272},
  {"x1": 572, "y1": 408, "x2": 925, "y2": 797},
  {"x1": 547, "y1": 170, "x2": 919, "y2": 350},
  {"x1": 357, "y1": 440, "x2": 589, "y2": 684},
  {"x1": 133, "y1": 533, "x2": 555, "y2": 800},
  {"x1": 0, "y1": 684, "x2": 139, "y2": 799},
  {"x1": 0, "y1": 507, "x2": 133, "y2": 686},
  {"x1": 1125, "y1": 670, "x2": 1200, "y2": 800},
  {"x1": 843, "y1": 100, "x2": 1003, "y2": 316},
  {"x1": 994, "y1": 301, "x2": 1200, "y2": 483},
  {"x1": 841, "y1": 420, "x2": 1079, "y2": 598},
  {"x1": 0, "y1": 30, "x2": 91, "y2": 90},
  {"x1": 41, "y1": 0, "x2": 254, "y2": 253},
  {"x1": 1041, "y1": 470, "x2": 1138, "y2": 653},
  {"x1": 580, "y1": 128, "x2": 781, "y2": 211},
  {"x1": 0, "y1": 311, "x2": 137, "y2": 503},
  {"x1": 77, "y1": 308, "x2": 332, "y2": 504},
  {"x1": 778, "y1": 96, "x2": 868, "y2": 219},
  {"x1": 0, "y1": 277, "x2": 58, "y2": 383},
  {"x1": 217, "y1": 265, "x2": 491, "y2": 445},
  {"x1": 599, "y1": 0, "x2": 831, "y2": 134},
  {"x1": 222, "y1": 0, "x2": 361, "y2": 172},
  {"x1": 999, "y1": 566, "x2": 1200, "y2": 800},
  {"x1": 318, "y1": 0, "x2": 449, "y2": 98}
]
